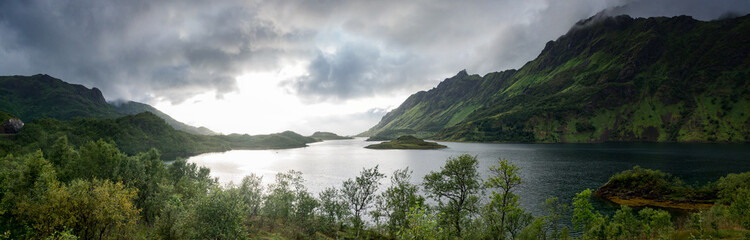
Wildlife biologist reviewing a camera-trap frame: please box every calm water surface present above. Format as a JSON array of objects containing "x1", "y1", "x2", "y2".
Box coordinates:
[{"x1": 188, "y1": 138, "x2": 750, "y2": 218}]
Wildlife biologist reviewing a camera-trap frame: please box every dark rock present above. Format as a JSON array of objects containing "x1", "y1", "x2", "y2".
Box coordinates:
[{"x1": 1, "y1": 118, "x2": 24, "y2": 134}]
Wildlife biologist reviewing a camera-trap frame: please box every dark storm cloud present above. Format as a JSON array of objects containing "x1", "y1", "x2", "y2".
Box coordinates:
[
  {"x1": 282, "y1": 42, "x2": 419, "y2": 101},
  {"x1": 606, "y1": 0, "x2": 750, "y2": 21},
  {"x1": 0, "y1": 0, "x2": 748, "y2": 104},
  {"x1": 0, "y1": 0, "x2": 294, "y2": 103}
]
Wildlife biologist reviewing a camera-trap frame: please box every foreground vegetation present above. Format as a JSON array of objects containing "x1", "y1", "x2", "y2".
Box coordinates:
[{"x1": 1, "y1": 138, "x2": 748, "y2": 239}]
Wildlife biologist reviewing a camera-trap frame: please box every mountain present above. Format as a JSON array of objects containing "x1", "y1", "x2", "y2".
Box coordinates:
[
  {"x1": 111, "y1": 101, "x2": 217, "y2": 135},
  {"x1": 1, "y1": 111, "x2": 317, "y2": 159},
  {"x1": 0, "y1": 74, "x2": 217, "y2": 135},
  {"x1": 0, "y1": 74, "x2": 121, "y2": 121},
  {"x1": 309, "y1": 131, "x2": 353, "y2": 140},
  {"x1": 363, "y1": 14, "x2": 750, "y2": 142}
]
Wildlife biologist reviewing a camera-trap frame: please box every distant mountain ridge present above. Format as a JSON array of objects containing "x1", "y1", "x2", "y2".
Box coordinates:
[
  {"x1": 0, "y1": 74, "x2": 216, "y2": 135},
  {"x1": 111, "y1": 101, "x2": 217, "y2": 135},
  {"x1": 362, "y1": 14, "x2": 750, "y2": 142},
  {"x1": 1, "y1": 111, "x2": 318, "y2": 159},
  {"x1": 0, "y1": 74, "x2": 319, "y2": 158},
  {"x1": 309, "y1": 131, "x2": 353, "y2": 140}
]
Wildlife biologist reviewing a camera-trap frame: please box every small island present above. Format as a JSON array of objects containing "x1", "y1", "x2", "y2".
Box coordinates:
[
  {"x1": 365, "y1": 135, "x2": 447, "y2": 150},
  {"x1": 309, "y1": 131, "x2": 353, "y2": 140}
]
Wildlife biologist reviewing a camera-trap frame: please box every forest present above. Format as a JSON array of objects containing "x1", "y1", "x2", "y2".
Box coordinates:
[{"x1": 1, "y1": 137, "x2": 748, "y2": 239}]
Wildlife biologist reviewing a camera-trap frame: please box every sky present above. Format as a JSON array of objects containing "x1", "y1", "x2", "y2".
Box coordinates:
[{"x1": 1, "y1": 0, "x2": 749, "y2": 135}]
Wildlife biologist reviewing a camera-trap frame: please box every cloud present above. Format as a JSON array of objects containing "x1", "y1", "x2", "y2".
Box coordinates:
[
  {"x1": 605, "y1": 0, "x2": 750, "y2": 21},
  {"x1": 282, "y1": 41, "x2": 420, "y2": 101},
  {"x1": 289, "y1": 107, "x2": 393, "y2": 136},
  {"x1": 0, "y1": 0, "x2": 297, "y2": 103},
  {"x1": 0, "y1": 0, "x2": 748, "y2": 105}
]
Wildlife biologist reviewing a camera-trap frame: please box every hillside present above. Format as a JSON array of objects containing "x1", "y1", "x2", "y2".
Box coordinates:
[
  {"x1": 309, "y1": 131, "x2": 353, "y2": 140},
  {"x1": 362, "y1": 14, "x2": 750, "y2": 142},
  {"x1": 0, "y1": 74, "x2": 217, "y2": 135},
  {"x1": 0, "y1": 111, "x2": 317, "y2": 159},
  {"x1": 111, "y1": 101, "x2": 217, "y2": 135},
  {"x1": 0, "y1": 74, "x2": 121, "y2": 121}
]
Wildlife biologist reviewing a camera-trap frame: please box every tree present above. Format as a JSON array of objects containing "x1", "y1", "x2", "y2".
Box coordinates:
[
  {"x1": 423, "y1": 154, "x2": 482, "y2": 237},
  {"x1": 263, "y1": 170, "x2": 304, "y2": 222},
  {"x1": 237, "y1": 174, "x2": 264, "y2": 218},
  {"x1": 342, "y1": 165, "x2": 385, "y2": 237},
  {"x1": 15, "y1": 152, "x2": 73, "y2": 238},
  {"x1": 484, "y1": 158, "x2": 527, "y2": 239},
  {"x1": 397, "y1": 206, "x2": 445, "y2": 240},
  {"x1": 166, "y1": 159, "x2": 215, "y2": 200},
  {"x1": 318, "y1": 187, "x2": 349, "y2": 233},
  {"x1": 191, "y1": 187, "x2": 247, "y2": 240},
  {"x1": 113, "y1": 148, "x2": 167, "y2": 224},
  {"x1": 572, "y1": 189, "x2": 599, "y2": 232},
  {"x1": 47, "y1": 136, "x2": 79, "y2": 181},
  {"x1": 154, "y1": 194, "x2": 189, "y2": 240},
  {"x1": 378, "y1": 168, "x2": 425, "y2": 236},
  {"x1": 72, "y1": 140, "x2": 125, "y2": 181},
  {"x1": 66, "y1": 179, "x2": 140, "y2": 240},
  {"x1": 729, "y1": 188, "x2": 750, "y2": 229},
  {"x1": 542, "y1": 197, "x2": 569, "y2": 240}
]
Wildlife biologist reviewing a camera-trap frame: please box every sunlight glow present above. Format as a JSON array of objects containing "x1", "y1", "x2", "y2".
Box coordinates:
[{"x1": 154, "y1": 63, "x2": 403, "y2": 136}]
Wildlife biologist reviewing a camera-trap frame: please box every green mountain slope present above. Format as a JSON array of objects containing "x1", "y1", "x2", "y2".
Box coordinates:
[
  {"x1": 111, "y1": 101, "x2": 217, "y2": 135},
  {"x1": 363, "y1": 14, "x2": 750, "y2": 142},
  {"x1": 0, "y1": 74, "x2": 217, "y2": 135},
  {"x1": 1, "y1": 111, "x2": 317, "y2": 159},
  {"x1": 0, "y1": 74, "x2": 121, "y2": 121}
]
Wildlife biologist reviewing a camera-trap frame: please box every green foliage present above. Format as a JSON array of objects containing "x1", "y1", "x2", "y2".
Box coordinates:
[
  {"x1": 111, "y1": 101, "x2": 217, "y2": 135},
  {"x1": 597, "y1": 165, "x2": 716, "y2": 203},
  {"x1": 397, "y1": 206, "x2": 445, "y2": 240},
  {"x1": 0, "y1": 111, "x2": 14, "y2": 123},
  {"x1": 0, "y1": 74, "x2": 218, "y2": 136},
  {"x1": 606, "y1": 166, "x2": 679, "y2": 197},
  {"x1": 374, "y1": 168, "x2": 425, "y2": 236},
  {"x1": 5, "y1": 133, "x2": 750, "y2": 239},
  {"x1": 0, "y1": 75, "x2": 121, "y2": 122},
  {"x1": 716, "y1": 172, "x2": 750, "y2": 203},
  {"x1": 572, "y1": 189, "x2": 600, "y2": 232},
  {"x1": 1, "y1": 112, "x2": 317, "y2": 160},
  {"x1": 191, "y1": 187, "x2": 249, "y2": 240},
  {"x1": 423, "y1": 154, "x2": 483, "y2": 237},
  {"x1": 237, "y1": 174, "x2": 264, "y2": 219},
  {"x1": 484, "y1": 158, "x2": 529, "y2": 239},
  {"x1": 65, "y1": 179, "x2": 141, "y2": 240},
  {"x1": 342, "y1": 166, "x2": 385, "y2": 237},
  {"x1": 729, "y1": 188, "x2": 750, "y2": 229},
  {"x1": 365, "y1": 135, "x2": 447, "y2": 149},
  {"x1": 317, "y1": 187, "x2": 349, "y2": 233},
  {"x1": 521, "y1": 197, "x2": 571, "y2": 240}
]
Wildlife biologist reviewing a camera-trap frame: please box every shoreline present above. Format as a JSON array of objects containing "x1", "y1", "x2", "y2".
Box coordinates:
[{"x1": 596, "y1": 194, "x2": 714, "y2": 212}]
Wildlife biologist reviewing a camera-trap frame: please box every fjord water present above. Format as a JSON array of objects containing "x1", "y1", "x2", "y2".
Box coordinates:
[{"x1": 188, "y1": 138, "x2": 750, "y2": 216}]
